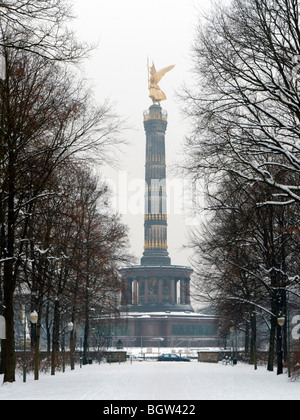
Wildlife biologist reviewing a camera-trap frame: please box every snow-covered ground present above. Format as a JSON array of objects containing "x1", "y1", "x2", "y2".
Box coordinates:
[{"x1": 1, "y1": 360, "x2": 300, "y2": 400}]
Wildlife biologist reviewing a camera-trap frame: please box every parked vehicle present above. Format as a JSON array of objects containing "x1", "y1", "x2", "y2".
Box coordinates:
[{"x1": 157, "y1": 353, "x2": 190, "y2": 362}]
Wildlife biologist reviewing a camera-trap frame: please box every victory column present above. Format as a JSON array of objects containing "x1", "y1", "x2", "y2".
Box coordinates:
[{"x1": 117, "y1": 61, "x2": 217, "y2": 348}]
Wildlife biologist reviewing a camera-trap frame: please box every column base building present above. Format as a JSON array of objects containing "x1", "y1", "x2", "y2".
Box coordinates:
[{"x1": 120, "y1": 265, "x2": 193, "y2": 313}]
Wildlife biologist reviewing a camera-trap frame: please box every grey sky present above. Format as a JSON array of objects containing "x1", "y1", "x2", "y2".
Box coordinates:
[{"x1": 71, "y1": 0, "x2": 210, "y2": 266}]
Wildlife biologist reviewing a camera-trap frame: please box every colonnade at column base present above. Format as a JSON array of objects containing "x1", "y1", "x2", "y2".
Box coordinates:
[{"x1": 120, "y1": 264, "x2": 194, "y2": 313}]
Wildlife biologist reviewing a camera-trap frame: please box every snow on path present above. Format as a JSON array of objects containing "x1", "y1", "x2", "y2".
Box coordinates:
[{"x1": 1, "y1": 361, "x2": 300, "y2": 400}]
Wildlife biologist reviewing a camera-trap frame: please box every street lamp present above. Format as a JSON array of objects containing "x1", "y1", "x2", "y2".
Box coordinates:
[
  {"x1": 67, "y1": 322, "x2": 74, "y2": 332},
  {"x1": 23, "y1": 308, "x2": 38, "y2": 383},
  {"x1": 30, "y1": 310, "x2": 38, "y2": 325},
  {"x1": 277, "y1": 315, "x2": 286, "y2": 328},
  {"x1": 62, "y1": 322, "x2": 74, "y2": 373},
  {"x1": 277, "y1": 314, "x2": 286, "y2": 376}
]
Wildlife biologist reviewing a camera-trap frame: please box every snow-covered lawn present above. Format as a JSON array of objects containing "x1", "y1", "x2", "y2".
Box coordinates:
[{"x1": 1, "y1": 360, "x2": 300, "y2": 400}]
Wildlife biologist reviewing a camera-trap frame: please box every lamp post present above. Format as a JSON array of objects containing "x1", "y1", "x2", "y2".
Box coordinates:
[
  {"x1": 277, "y1": 314, "x2": 286, "y2": 376},
  {"x1": 62, "y1": 322, "x2": 74, "y2": 373},
  {"x1": 23, "y1": 308, "x2": 38, "y2": 383},
  {"x1": 151, "y1": 337, "x2": 164, "y2": 355},
  {"x1": 80, "y1": 336, "x2": 83, "y2": 368},
  {"x1": 230, "y1": 327, "x2": 238, "y2": 365}
]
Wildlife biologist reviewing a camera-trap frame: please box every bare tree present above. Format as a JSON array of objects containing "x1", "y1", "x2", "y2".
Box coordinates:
[
  {"x1": 190, "y1": 170, "x2": 300, "y2": 371},
  {"x1": 0, "y1": 41, "x2": 124, "y2": 382},
  {"x1": 0, "y1": 0, "x2": 89, "y2": 61},
  {"x1": 182, "y1": 0, "x2": 300, "y2": 206},
  {"x1": 180, "y1": 0, "x2": 300, "y2": 376}
]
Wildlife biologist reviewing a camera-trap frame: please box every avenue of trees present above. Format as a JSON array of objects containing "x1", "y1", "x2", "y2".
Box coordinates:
[
  {"x1": 0, "y1": 0, "x2": 130, "y2": 383},
  {"x1": 182, "y1": 0, "x2": 300, "y2": 375}
]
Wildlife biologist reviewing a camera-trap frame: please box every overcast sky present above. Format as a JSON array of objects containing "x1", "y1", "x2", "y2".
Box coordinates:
[{"x1": 71, "y1": 0, "x2": 211, "y2": 266}]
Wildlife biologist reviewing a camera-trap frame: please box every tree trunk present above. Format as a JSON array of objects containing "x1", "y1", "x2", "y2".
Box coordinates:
[
  {"x1": 244, "y1": 321, "x2": 250, "y2": 359},
  {"x1": 70, "y1": 327, "x2": 76, "y2": 371},
  {"x1": 267, "y1": 315, "x2": 276, "y2": 372},
  {"x1": 2, "y1": 282, "x2": 15, "y2": 383},
  {"x1": 45, "y1": 300, "x2": 51, "y2": 355},
  {"x1": 34, "y1": 300, "x2": 43, "y2": 380},
  {"x1": 51, "y1": 300, "x2": 60, "y2": 376},
  {"x1": 3, "y1": 150, "x2": 17, "y2": 383},
  {"x1": 250, "y1": 314, "x2": 257, "y2": 370}
]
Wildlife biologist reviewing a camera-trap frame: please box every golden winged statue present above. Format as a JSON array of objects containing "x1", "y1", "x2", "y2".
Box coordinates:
[{"x1": 148, "y1": 60, "x2": 175, "y2": 104}]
